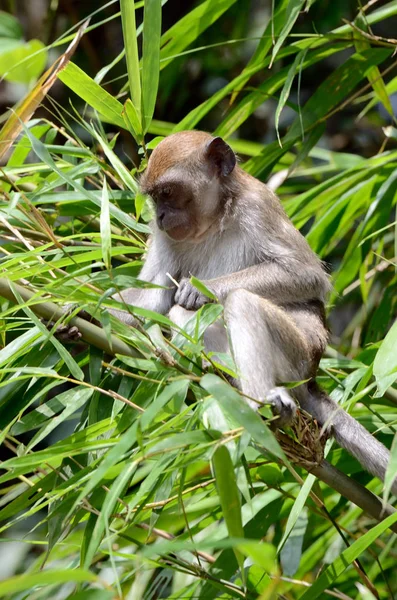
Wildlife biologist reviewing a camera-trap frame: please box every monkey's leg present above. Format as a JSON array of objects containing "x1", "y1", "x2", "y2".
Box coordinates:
[
  {"x1": 224, "y1": 289, "x2": 314, "y2": 423},
  {"x1": 168, "y1": 305, "x2": 229, "y2": 354}
]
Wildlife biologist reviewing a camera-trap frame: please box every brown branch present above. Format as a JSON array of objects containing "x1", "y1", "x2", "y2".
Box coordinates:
[
  {"x1": 0, "y1": 277, "x2": 141, "y2": 358},
  {"x1": 311, "y1": 460, "x2": 397, "y2": 533}
]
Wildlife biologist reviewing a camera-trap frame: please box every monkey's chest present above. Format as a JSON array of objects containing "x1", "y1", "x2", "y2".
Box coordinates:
[{"x1": 177, "y1": 234, "x2": 258, "y2": 279}]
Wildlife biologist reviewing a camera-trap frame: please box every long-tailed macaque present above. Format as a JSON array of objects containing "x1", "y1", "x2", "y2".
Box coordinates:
[{"x1": 113, "y1": 131, "x2": 396, "y2": 493}]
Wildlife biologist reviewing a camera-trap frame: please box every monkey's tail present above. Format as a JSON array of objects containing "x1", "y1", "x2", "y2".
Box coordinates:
[{"x1": 306, "y1": 383, "x2": 397, "y2": 496}]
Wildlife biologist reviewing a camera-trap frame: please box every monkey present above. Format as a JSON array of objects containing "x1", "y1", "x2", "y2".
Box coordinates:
[{"x1": 111, "y1": 130, "x2": 396, "y2": 495}]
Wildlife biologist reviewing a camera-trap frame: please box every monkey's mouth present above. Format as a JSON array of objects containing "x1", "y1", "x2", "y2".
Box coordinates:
[{"x1": 164, "y1": 224, "x2": 191, "y2": 241}]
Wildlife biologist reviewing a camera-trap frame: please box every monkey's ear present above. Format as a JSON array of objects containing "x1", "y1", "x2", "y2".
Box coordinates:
[{"x1": 205, "y1": 137, "x2": 236, "y2": 177}]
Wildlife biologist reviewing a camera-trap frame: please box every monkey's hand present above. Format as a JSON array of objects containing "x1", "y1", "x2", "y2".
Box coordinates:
[{"x1": 175, "y1": 278, "x2": 211, "y2": 310}]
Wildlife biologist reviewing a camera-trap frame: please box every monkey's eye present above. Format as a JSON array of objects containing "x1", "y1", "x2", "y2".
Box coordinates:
[{"x1": 162, "y1": 186, "x2": 172, "y2": 199}]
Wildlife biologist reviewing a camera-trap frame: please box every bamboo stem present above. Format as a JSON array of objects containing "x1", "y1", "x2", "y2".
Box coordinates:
[{"x1": 0, "y1": 277, "x2": 141, "y2": 358}]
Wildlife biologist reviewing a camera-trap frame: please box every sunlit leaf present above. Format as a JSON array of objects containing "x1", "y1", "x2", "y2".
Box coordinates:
[{"x1": 0, "y1": 39, "x2": 46, "y2": 83}]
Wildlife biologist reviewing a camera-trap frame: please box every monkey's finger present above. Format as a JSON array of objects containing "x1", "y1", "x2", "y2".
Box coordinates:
[{"x1": 55, "y1": 325, "x2": 83, "y2": 342}]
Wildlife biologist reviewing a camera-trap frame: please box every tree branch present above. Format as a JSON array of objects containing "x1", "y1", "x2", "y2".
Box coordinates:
[
  {"x1": 0, "y1": 277, "x2": 141, "y2": 358},
  {"x1": 311, "y1": 460, "x2": 397, "y2": 533}
]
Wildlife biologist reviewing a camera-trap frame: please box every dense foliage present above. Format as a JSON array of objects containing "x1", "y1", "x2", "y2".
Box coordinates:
[{"x1": 0, "y1": 0, "x2": 397, "y2": 598}]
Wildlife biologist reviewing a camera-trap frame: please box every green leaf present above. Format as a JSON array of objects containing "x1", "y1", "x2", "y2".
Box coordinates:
[
  {"x1": 245, "y1": 48, "x2": 392, "y2": 177},
  {"x1": 100, "y1": 178, "x2": 112, "y2": 270},
  {"x1": 58, "y1": 62, "x2": 126, "y2": 129},
  {"x1": 0, "y1": 39, "x2": 47, "y2": 83},
  {"x1": 212, "y1": 445, "x2": 245, "y2": 573},
  {"x1": 354, "y1": 13, "x2": 393, "y2": 117},
  {"x1": 27, "y1": 387, "x2": 93, "y2": 450},
  {"x1": 70, "y1": 422, "x2": 139, "y2": 517},
  {"x1": 237, "y1": 540, "x2": 277, "y2": 572},
  {"x1": 384, "y1": 433, "x2": 397, "y2": 503},
  {"x1": 190, "y1": 276, "x2": 218, "y2": 302},
  {"x1": 0, "y1": 569, "x2": 97, "y2": 595},
  {"x1": 140, "y1": 379, "x2": 189, "y2": 430},
  {"x1": 20, "y1": 120, "x2": 146, "y2": 232},
  {"x1": 278, "y1": 474, "x2": 315, "y2": 555},
  {"x1": 142, "y1": 0, "x2": 162, "y2": 133},
  {"x1": 373, "y1": 320, "x2": 397, "y2": 396},
  {"x1": 120, "y1": 0, "x2": 142, "y2": 116},
  {"x1": 201, "y1": 374, "x2": 285, "y2": 460},
  {"x1": 229, "y1": 0, "x2": 290, "y2": 105},
  {"x1": 159, "y1": 0, "x2": 238, "y2": 70},
  {"x1": 0, "y1": 11, "x2": 23, "y2": 39},
  {"x1": 280, "y1": 507, "x2": 308, "y2": 576},
  {"x1": 123, "y1": 97, "x2": 144, "y2": 143},
  {"x1": 9, "y1": 282, "x2": 85, "y2": 382},
  {"x1": 0, "y1": 326, "x2": 42, "y2": 366},
  {"x1": 90, "y1": 126, "x2": 139, "y2": 193},
  {"x1": 82, "y1": 460, "x2": 137, "y2": 568},
  {"x1": 134, "y1": 190, "x2": 147, "y2": 220},
  {"x1": 299, "y1": 511, "x2": 397, "y2": 599},
  {"x1": 66, "y1": 591, "x2": 114, "y2": 600},
  {"x1": 215, "y1": 44, "x2": 347, "y2": 142},
  {"x1": 270, "y1": 0, "x2": 306, "y2": 67},
  {"x1": 275, "y1": 49, "x2": 306, "y2": 146}
]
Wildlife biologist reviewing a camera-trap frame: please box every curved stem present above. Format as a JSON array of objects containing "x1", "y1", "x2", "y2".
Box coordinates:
[{"x1": 0, "y1": 277, "x2": 141, "y2": 358}]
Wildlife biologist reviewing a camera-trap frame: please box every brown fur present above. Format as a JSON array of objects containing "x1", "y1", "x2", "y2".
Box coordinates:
[{"x1": 141, "y1": 131, "x2": 213, "y2": 191}]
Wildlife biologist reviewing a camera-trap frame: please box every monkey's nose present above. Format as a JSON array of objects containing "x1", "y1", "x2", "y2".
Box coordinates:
[{"x1": 157, "y1": 211, "x2": 165, "y2": 229}]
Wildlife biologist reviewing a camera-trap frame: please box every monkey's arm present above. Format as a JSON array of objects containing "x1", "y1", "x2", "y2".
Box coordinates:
[
  {"x1": 175, "y1": 260, "x2": 329, "y2": 310},
  {"x1": 111, "y1": 240, "x2": 176, "y2": 323}
]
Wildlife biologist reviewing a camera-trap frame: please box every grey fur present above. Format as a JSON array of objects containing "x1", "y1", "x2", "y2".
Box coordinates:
[{"x1": 114, "y1": 132, "x2": 396, "y2": 495}]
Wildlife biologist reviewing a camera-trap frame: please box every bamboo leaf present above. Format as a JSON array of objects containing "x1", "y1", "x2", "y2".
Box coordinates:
[
  {"x1": 0, "y1": 39, "x2": 46, "y2": 83},
  {"x1": 27, "y1": 387, "x2": 93, "y2": 450},
  {"x1": 275, "y1": 49, "x2": 306, "y2": 146},
  {"x1": 9, "y1": 281, "x2": 85, "y2": 382},
  {"x1": 0, "y1": 570, "x2": 97, "y2": 595},
  {"x1": 212, "y1": 445, "x2": 245, "y2": 574},
  {"x1": 0, "y1": 10, "x2": 23, "y2": 38},
  {"x1": 354, "y1": 13, "x2": 393, "y2": 117},
  {"x1": 374, "y1": 320, "x2": 397, "y2": 396},
  {"x1": 142, "y1": 0, "x2": 162, "y2": 133},
  {"x1": 299, "y1": 511, "x2": 397, "y2": 599},
  {"x1": 245, "y1": 48, "x2": 392, "y2": 177},
  {"x1": 0, "y1": 20, "x2": 88, "y2": 161},
  {"x1": 120, "y1": 0, "x2": 142, "y2": 117},
  {"x1": 201, "y1": 374, "x2": 285, "y2": 460},
  {"x1": 100, "y1": 178, "x2": 112, "y2": 271},
  {"x1": 20, "y1": 120, "x2": 147, "y2": 232},
  {"x1": 123, "y1": 97, "x2": 144, "y2": 143},
  {"x1": 82, "y1": 460, "x2": 137, "y2": 568},
  {"x1": 270, "y1": 0, "x2": 306, "y2": 67},
  {"x1": 159, "y1": 0, "x2": 238, "y2": 70},
  {"x1": 58, "y1": 62, "x2": 126, "y2": 129},
  {"x1": 190, "y1": 276, "x2": 218, "y2": 302},
  {"x1": 229, "y1": 0, "x2": 290, "y2": 105}
]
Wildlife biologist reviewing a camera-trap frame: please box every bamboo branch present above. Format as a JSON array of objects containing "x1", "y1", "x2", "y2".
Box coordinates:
[
  {"x1": 311, "y1": 460, "x2": 397, "y2": 534},
  {"x1": 0, "y1": 277, "x2": 141, "y2": 358}
]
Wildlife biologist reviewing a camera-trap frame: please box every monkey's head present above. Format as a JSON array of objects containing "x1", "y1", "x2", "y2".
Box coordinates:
[{"x1": 140, "y1": 131, "x2": 236, "y2": 242}]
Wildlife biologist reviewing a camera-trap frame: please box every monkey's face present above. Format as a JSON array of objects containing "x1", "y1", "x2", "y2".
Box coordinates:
[
  {"x1": 148, "y1": 179, "x2": 199, "y2": 241},
  {"x1": 140, "y1": 132, "x2": 237, "y2": 242}
]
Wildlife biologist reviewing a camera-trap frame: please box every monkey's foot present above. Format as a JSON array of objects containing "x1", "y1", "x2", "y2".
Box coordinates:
[
  {"x1": 42, "y1": 309, "x2": 100, "y2": 343},
  {"x1": 266, "y1": 387, "x2": 297, "y2": 426},
  {"x1": 42, "y1": 319, "x2": 83, "y2": 342}
]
